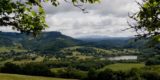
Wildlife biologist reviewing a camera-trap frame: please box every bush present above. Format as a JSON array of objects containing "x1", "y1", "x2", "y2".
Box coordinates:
[
  {"x1": 145, "y1": 56, "x2": 160, "y2": 65},
  {"x1": 142, "y1": 71, "x2": 160, "y2": 80},
  {"x1": 85, "y1": 68, "x2": 160, "y2": 80},
  {"x1": 21, "y1": 63, "x2": 52, "y2": 76},
  {"x1": 0, "y1": 62, "x2": 53, "y2": 77},
  {"x1": 52, "y1": 67, "x2": 87, "y2": 79},
  {"x1": 0, "y1": 62, "x2": 21, "y2": 74}
]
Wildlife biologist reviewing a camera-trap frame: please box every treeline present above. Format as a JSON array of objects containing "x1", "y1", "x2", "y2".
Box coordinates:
[
  {"x1": 45, "y1": 60, "x2": 113, "y2": 71},
  {"x1": 0, "y1": 62, "x2": 52, "y2": 76},
  {"x1": 85, "y1": 68, "x2": 160, "y2": 80},
  {"x1": 0, "y1": 62, "x2": 85, "y2": 79},
  {"x1": 1, "y1": 62, "x2": 160, "y2": 80},
  {"x1": 145, "y1": 55, "x2": 160, "y2": 65},
  {"x1": 61, "y1": 47, "x2": 140, "y2": 57},
  {"x1": 0, "y1": 60, "x2": 113, "y2": 79}
]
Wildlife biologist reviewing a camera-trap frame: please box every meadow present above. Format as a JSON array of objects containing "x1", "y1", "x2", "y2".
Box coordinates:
[
  {"x1": 100, "y1": 63, "x2": 145, "y2": 71},
  {"x1": 0, "y1": 73, "x2": 77, "y2": 80}
]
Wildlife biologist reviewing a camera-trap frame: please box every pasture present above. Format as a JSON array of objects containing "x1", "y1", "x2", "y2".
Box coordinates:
[
  {"x1": 100, "y1": 63, "x2": 145, "y2": 71},
  {"x1": 0, "y1": 73, "x2": 77, "y2": 80}
]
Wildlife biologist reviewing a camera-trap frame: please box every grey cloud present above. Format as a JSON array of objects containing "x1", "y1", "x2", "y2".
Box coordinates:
[
  {"x1": 92, "y1": 0, "x2": 137, "y2": 17},
  {"x1": 43, "y1": 0, "x2": 80, "y2": 14},
  {"x1": 43, "y1": 0, "x2": 138, "y2": 17},
  {"x1": 1, "y1": 0, "x2": 140, "y2": 38}
]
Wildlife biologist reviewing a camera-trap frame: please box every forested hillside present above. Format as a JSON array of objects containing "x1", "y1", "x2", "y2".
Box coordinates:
[{"x1": 0, "y1": 31, "x2": 81, "y2": 52}]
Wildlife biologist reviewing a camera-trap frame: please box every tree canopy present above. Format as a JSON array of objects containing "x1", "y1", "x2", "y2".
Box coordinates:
[
  {"x1": 0, "y1": 0, "x2": 100, "y2": 36},
  {"x1": 130, "y1": 0, "x2": 160, "y2": 43}
]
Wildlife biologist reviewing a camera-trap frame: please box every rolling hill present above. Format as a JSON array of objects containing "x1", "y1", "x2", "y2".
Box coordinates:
[
  {"x1": 0, "y1": 31, "x2": 148, "y2": 53},
  {"x1": 0, "y1": 31, "x2": 81, "y2": 52}
]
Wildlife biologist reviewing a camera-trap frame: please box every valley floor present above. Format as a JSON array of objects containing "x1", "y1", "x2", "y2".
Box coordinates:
[
  {"x1": 100, "y1": 63, "x2": 145, "y2": 71},
  {"x1": 0, "y1": 73, "x2": 77, "y2": 80}
]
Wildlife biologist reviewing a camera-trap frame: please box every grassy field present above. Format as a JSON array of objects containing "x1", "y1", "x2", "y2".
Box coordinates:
[
  {"x1": 100, "y1": 63, "x2": 145, "y2": 71},
  {"x1": 0, "y1": 73, "x2": 77, "y2": 80},
  {"x1": 0, "y1": 47, "x2": 26, "y2": 53}
]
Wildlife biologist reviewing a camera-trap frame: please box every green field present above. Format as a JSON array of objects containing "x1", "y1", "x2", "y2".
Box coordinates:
[
  {"x1": 0, "y1": 73, "x2": 77, "y2": 80},
  {"x1": 100, "y1": 63, "x2": 145, "y2": 71},
  {"x1": 0, "y1": 47, "x2": 26, "y2": 53}
]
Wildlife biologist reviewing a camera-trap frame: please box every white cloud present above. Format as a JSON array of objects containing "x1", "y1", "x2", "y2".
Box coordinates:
[{"x1": 0, "y1": 0, "x2": 141, "y2": 38}]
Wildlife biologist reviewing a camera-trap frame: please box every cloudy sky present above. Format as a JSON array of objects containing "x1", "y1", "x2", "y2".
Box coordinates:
[{"x1": 1, "y1": 0, "x2": 141, "y2": 38}]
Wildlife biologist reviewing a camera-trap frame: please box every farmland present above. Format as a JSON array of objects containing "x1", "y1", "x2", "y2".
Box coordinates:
[
  {"x1": 100, "y1": 63, "x2": 145, "y2": 71},
  {"x1": 0, "y1": 73, "x2": 77, "y2": 80}
]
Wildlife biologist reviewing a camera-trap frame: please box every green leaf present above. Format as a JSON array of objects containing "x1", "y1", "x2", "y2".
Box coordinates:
[
  {"x1": 31, "y1": 11, "x2": 36, "y2": 16},
  {"x1": 38, "y1": 7, "x2": 45, "y2": 15}
]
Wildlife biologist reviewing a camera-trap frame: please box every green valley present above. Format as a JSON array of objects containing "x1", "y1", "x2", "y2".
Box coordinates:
[{"x1": 0, "y1": 32, "x2": 159, "y2": 80}]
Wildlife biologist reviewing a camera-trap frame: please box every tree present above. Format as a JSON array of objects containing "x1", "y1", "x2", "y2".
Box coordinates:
[
  {"x1": 0, "y1": 0, "x2": 100, "y2": 36},
  {"x1": 97, "y1": 69, "x2": 116, "y2": 80},
  {"x1": 0, "y1": 62, "x2": 21, "y2": 74},
  {"x1": 130, "y1": 0, "x2": 160, "y2": 43},
  {"x1": 87, "y1": 68, "x2": 97, "y2": 80}
]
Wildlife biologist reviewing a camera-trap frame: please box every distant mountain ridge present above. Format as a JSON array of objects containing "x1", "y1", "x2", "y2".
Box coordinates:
[
  {"x1": 0, "y1": 31, "x2": 146, "y2": 52},
  {"x1": 78, "y1": 36, "x2": 147, "y2": 49},
  {"x1": 78, "y1": 36, "x2": 132, "y2": 42}
]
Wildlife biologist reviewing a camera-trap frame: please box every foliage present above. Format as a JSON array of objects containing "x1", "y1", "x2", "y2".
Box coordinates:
[
  {"x1": 0, "y1": 32, "x2": 79, "y2": 51},
  {"x1": 1, "y1": 62, "x2": 160, "y2": 80},
  {"x1": 145, "y1": 55, "x2": 160, "y2": 65},
  {"x1": 0, "y1": 62, "x2": 53, "y2": 76},
  {"x1": 0, "y1": 62, "x2": 21, "y2": 74},
  {"x1": 85, "y1": 68, "x2": 160, "y2": 80},
  {"x1": 130, "y1": 0, "x2": 160, "y2": 46},
  {"x1": 87, "y1": 68, "x2": 97, "y2": 80},
  {"x1": 0, "y1": 62, "x2": 87, "y2": 79},
  {"x1": 51, "y1": 67, "x2": 87, "y2": 79},
  {"x1": 45, "y1": 59, "x2": 112, "y2": 71},
  {"x1": 0, "y1": 0, "x2": 100, "y2": 35}
]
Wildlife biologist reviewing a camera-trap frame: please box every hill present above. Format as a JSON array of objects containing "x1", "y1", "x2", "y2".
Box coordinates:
[
  {"x1": 79, "y1": 37, "x2": 147, "y2": 49},
  {"x1": 0, "y1": 31, "x2": 148, "y2": 53},
  {"x1": 0, "y1": 31, "x2": 81, "y2": 52}
]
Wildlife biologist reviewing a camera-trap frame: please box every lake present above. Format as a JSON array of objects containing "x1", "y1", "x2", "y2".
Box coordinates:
[{"x1": 108, "y1": 55, "x2": 138, "y2": 61}]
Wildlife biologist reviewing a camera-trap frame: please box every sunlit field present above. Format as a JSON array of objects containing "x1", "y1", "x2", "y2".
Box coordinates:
[
  {"x1": 0, "y1": 73, "x2": 77, "y2": 80},
  {"x1": 100, "y1": 63, "x2": 145, "y2": 71}
]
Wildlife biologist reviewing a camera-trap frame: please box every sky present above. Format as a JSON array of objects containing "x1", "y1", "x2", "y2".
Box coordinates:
[{"x1": 0, "y1": 0, "x2": 141, "y2": 38}]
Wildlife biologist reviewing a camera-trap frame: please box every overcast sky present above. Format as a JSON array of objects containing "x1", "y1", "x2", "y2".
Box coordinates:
[{"x1": 0, "y1": 0, "x2": 141, "y2": 38}]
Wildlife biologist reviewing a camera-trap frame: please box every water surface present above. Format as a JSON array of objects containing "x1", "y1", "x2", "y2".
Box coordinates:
[{"x1": 108, "y1": 55, "x2": 137, "y2": 61}]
